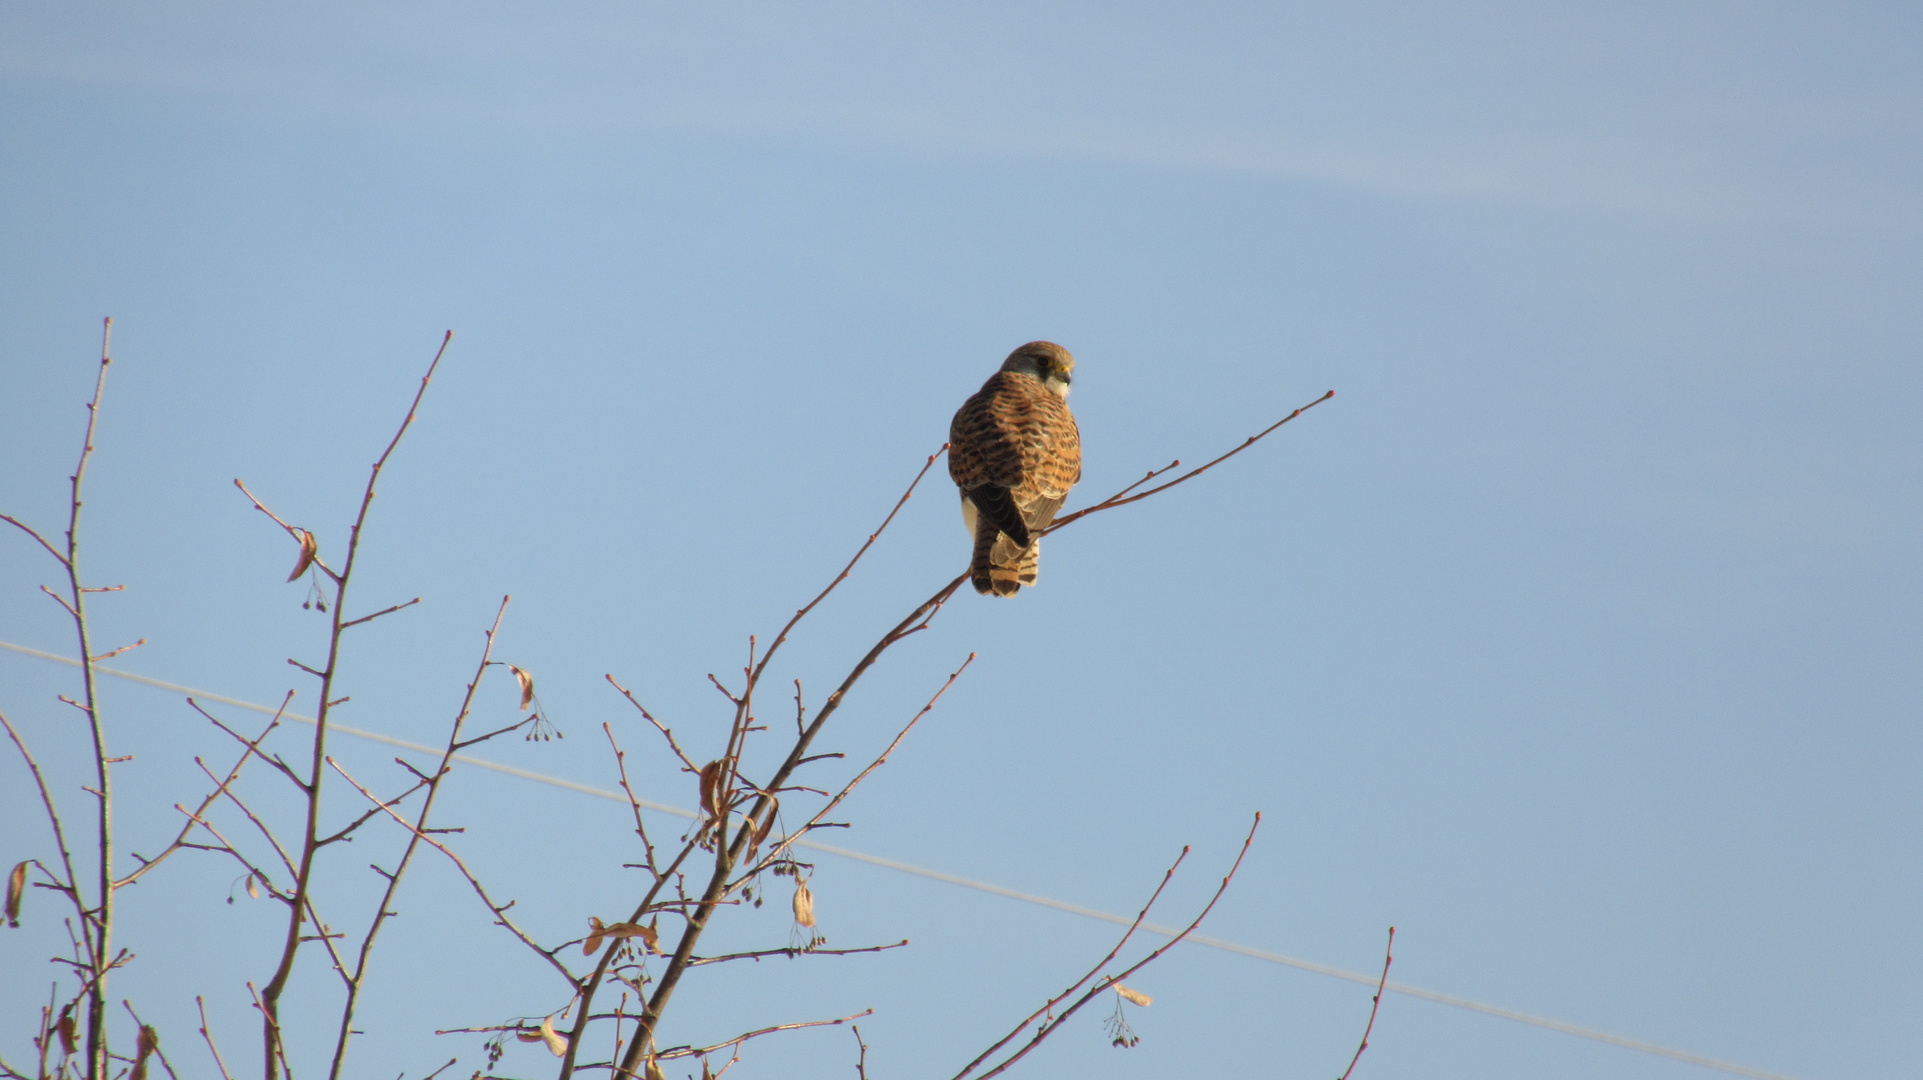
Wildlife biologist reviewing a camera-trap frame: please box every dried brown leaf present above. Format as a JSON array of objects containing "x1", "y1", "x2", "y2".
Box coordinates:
[
  {"x1": 1114, "y1": 984, "x2": 1153, "y2": 1007},
  {"x1": 56, "y1": 1008, "x2": 77, "y2": 1056},
  {"x1": 514, "y1": 1029, "x2": 545, "y2": 1043},
  {"x1": 584, "y1": 915, "x2": 607, "y2": 955},
  {"x1": 792, "y1": 880, "x2": 815, "y2": 928},
  {"x1": 5, "y1": 861, "x2": 25, "y2": 926},
  {"x1": 510, "y1": 665, "x2": 536, "y2": 711},
  {"x1": 698, "y1": 759, "x2": 725, "y2": 818},
  {"x1": 131, "y1": 1024, "x2": 158, "y2": 1080},
  {"x1": 644, "y1": 1056, "x2": 666, "y2": 1080},
  {"x1": 286, "y1": 529, "x2": 318, "y2": 582},
  {"x1": 749, "y1": 796, "x2": 780, "y2": 857},
  {"x1": 246, "y1": 874, "x2": 260, "y2": 900},
  {"x1": 539, "y1": 1015, "x2": 567, "y2": 1057}
]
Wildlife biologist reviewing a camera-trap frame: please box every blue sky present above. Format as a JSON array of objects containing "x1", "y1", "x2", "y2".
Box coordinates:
[{"x1": 2, "y1": 3, "x2": 1918, "y2": 1078}]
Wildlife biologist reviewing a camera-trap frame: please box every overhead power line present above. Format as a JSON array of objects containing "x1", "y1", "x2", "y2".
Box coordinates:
[{"x1": 0, "y1": 639, "x2": 1804, "y2": 1080}]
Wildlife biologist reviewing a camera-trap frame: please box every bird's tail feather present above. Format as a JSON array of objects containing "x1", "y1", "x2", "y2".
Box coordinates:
[{"x1": 971, "y1": 517, "x2": 1040, "y2": 597}]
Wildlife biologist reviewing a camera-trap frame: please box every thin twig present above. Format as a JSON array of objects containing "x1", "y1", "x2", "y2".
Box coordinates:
[
  {"x1": 654, "y1": 1009, "x2": 874, "y2": 1061},
  {"x1": 329, "y1": 596, "x2": 510, "y2": 1080},
  {"x1": 960, "y1": 813, "x2": 1262, "y2": 1080},
  {"x1": 685, "y1": 940, "x2": 909, "y2": 967},
  {"x1": 340, "y1": 596, "x2": 422, "y2": 630},
  {"x1": 1045, "y1": 390, "x2": 1334, "y2": 533},
  {"x1": 952, "y1": 847, "x2": 1192, "y2": 1080},
  {"x1": 327, "y1": 756, "x2": 580, "y2": 990},
  {"x1": 607, "y1": 676, "x2": 700, "y2": 775},
  {"x1": 1337, "y1": 927, "x2": 1395, "y2": 1080},
  {"x1": 256, "y1": 330, "x2": 452, "y2": 1080},
  {"x1": 196, "y1": 997, "x2": 235, "y2": 1080},
  {"x1": 603, "y1": 724, "x2": 658, "y2": 876},
  {"x1": 745, "y1": 654, "x2": 974, "y2": 881},
  {"x1": 119, "y1": 693, "x2": 294, "y2": 888}
]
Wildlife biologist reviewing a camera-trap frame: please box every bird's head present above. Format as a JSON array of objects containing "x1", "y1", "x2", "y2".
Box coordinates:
[{"x1": 1001, "y1": 341, "x2": 1076, "y2": 399}]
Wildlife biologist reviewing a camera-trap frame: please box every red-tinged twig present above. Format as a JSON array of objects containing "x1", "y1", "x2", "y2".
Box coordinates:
[
  {"x1": 0, "y1": 710, "x2": 84, "y2": 923},
  {"x1": 339, "y1": 596, "x2": 422, "y2": 630},
  {"x1": 327, "y1": 756, "x2": 581, "y2": 991},
  {"x1": 606, "y1": 675, "x2": 701, "y2": 775},
  {"x1": 328, "y1": 596, "x2": 510, "y2": 1080},
  {"x1": 232, "y1": 483, "x2": 340, "y2": 584},
  {"x1": 1046, "y1": 390, "x2": 1334, "y2": 534},
  {"x1": 118, "y1": 692, "x2": 293, "y2": 888},
  {"x1": 652, "y1": 1009, "x2": 874, "y2": 1061},
  {"x1": 0, "y1": 320, "x2": 121, "y2": 1077},
  {"x1": 743, "y1": 654, "x2": 974, "y2": 883},
  {"x1": 88, "y1": 639, "x2": 145, "y2": 663},
  {"x1": 607, "y1": 573, "x2": 972, "y2": 1080},
  {"x1": 1337, "y1": 927, "x2": 1395, "y2": 1080},
  {"x1": 195, "y1": 997, "x2": 235, "y2": 1080},
  {"x1": 603, "y1": 724, "x2": 659, "y2": 876},
  {"x1": 685, "y1": 939, "x2": 910, "y2": 967},
  {"x1": 190, "y1": 699, "x2": 308, "y2": 791},
  {"x1": 959, "y1": 813, "x2": 1262, "y2": 1080},
  {"x1": 852, "y1": 1024, "x2": 869, "y2": 1080},
  {"x1": 557, "y1": 838, "x2": 704, "y2": 1078},
  {"x1": 254, "y1": 331, "x2": 451, "y2": 1080},
  {"x1": 745, "y1": 448, "x2": 947, "y2": 696},
  {"x1": 951, "y1": 848, "x2": 1191, "y2": 1080}
]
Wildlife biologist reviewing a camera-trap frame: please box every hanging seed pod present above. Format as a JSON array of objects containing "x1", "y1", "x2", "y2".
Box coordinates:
[{"x1": 792, "y1": 879, "x2": 816, "y2": 928}]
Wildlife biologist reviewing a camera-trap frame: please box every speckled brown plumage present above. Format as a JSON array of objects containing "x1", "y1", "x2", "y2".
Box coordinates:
[{"x1": 948, "y1": 341, "x2": 1083, "y2": 596}]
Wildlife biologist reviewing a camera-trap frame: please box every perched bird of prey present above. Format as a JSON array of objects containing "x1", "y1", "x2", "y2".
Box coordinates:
[{"x1": 949, "y1": 341, "x2": 1083, "y2": 596}]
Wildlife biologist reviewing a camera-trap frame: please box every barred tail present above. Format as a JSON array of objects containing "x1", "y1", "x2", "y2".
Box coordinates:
[{"x1": 971, "y1": 516, "x2": 1041, "y2": 597}]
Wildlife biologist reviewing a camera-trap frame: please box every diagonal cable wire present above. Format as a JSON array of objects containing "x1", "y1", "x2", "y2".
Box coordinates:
[{"x1": 0, "y1": 639, "x2": 1806, "y2": 1080}]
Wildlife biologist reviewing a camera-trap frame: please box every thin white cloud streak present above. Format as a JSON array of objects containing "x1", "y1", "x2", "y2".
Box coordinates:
[{"x1": 1, "y1": 1, "x2": 1915, "y2": 228}]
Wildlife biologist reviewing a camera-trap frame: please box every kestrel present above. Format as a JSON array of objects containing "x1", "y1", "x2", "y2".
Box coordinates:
[{"x1": 948, "y1": 341, "x2": 1083, "y2": 597}]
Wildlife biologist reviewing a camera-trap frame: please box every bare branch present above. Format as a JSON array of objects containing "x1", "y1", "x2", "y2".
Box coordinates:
[
  {"x1": 327, "y1": 756, "x2": 580, "y2": 992},
  {"x1": 686, "y1": 939, "x2": 910, "y2": 968},
  {"x1": 1048, "y1": 390, "x2": 1334, "y2": 534},
  {"x1": 196, "y1": 996, "x2": 236, "y2": 1080},
  {"x1": 746, "y1": 654, "x2": 973, "y2": 881},
  {"x1": 0, "y1": 710, "x2": 85, "y2": 923},
  {"x1": 603, "y1": 724, "x2": 658, "y2": 876},
  {"x1": 607, "y1": 675, "x2": 700, "y2": 775},
  {"x1": 259, "y1": 332, "x2": 454, "y2": 1080},
  {"x1": 233, "y1": 482, "x2": 341, "y2": 584},
  {"x1": 961, "y1": 813, "x2": 1263, "y2": 1080},
  {"x1": 654, "y1": 1009, "x2": 874, "y2": 1061},
  {"x1": 1337, "y1": 927, "x2": 1395, "y2": 1080},
  {"x1": 120, "y1": 693, "x2": 294, "y2": 888},
  {"x1": 340, "y1": 597, "x2": 421, "y2": 630},
  {"x1": 0, "y1": 513, "x2": 67, "y2": 566},
  {"x1": 88, "y1": 638, "x2": 145, "y2": 663},
  {"x1": 329, "y1": 596, "x2": 510, "y2": 1080}
]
